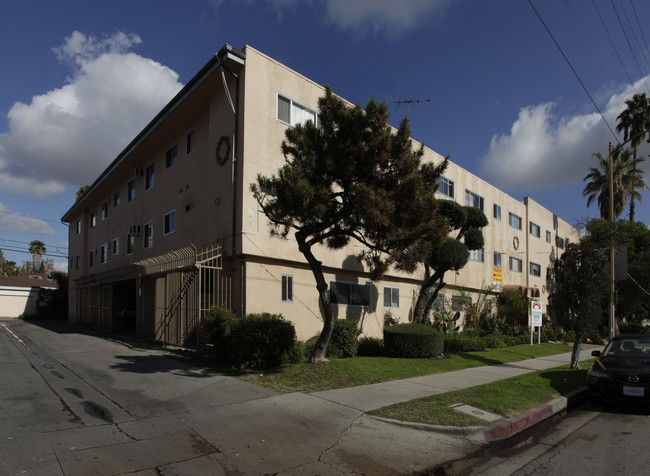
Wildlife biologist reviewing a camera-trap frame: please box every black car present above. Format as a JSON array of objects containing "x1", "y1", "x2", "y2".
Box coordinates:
[{"x1": 588, "y1": 334, "x2": 650, "y2": 403}]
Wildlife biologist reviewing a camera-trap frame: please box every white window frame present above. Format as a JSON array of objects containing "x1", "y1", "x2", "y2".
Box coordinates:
[
  {"x1": 469, "y1": 247, "x2": 485, "y2": 263},
  {"x1": 164, "y1": 210, "x2": 176, "y2": 236},
  {"x1": 439, "y1": 176, "x2": 454, "y2": 198},
  {"x1": 100, "y1": 243, "x2": 108, "y2": 264},
  {"x1": 277, "y1": 93, "x2": 318, "y2": 127},
  {"x1": 145, "y1": 163, "x2": 154, "y2": 190},
  {"x1": 546, "y1": 230, "x2": 552, "y2": 243},
  {"x1": 383, "y1": 286, "x2": 400, "y2": 309},
  {"x1": 493, "y1": 204, "x2": 501, "y2": 221},
  {"x1": 509, "y1": 212, "x2": 522, "y2": 230},
  {"x1": 530, "y1": 262, "x2": 541, "y2": 277},
  {"x1": 281, "y1": 275, "x2": 293, "y2": 302},
  {"x1": 493, "y1": 251, "x2": 502, "y2": 268},
  {"x1": 113, "y1": 191, "x2": 120, "y2": 207},
  {"x1": 166, "y1": 144, "x2": 178, "y2": 168},
  {"x1": 101, "y1": 202, "x2": 108, "y2": 221},
  {"x1": 509, "y1": 256, "x2": 523, "y2": 273},
  {"x1": 112, "y1": 238, "x2": 119, "y2": 255},
  {"x1": 530, "y1": 221, "x2": 540, "y2": 238},
  {"x1": 90, "y1": 211, "x2": 97, "y2": 228},
  {"x1": 128, "y1": 180, "x2": 135, "y2": 201},
  {"x1": 465, "y1": 189, "x2": 484, "y2": 212}
]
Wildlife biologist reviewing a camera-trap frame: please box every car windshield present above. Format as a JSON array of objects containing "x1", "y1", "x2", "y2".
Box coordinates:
[{"x1": 603, "y1": 337, "x2": 650, "y2": 358}]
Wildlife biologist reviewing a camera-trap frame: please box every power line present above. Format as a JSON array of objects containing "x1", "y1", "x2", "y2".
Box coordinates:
[
  {"x1": 0, "y1": 246, "x2": 68, "y2": 259},
  {"x1": 0, "y1": 209, "x2": 68, "y2": 227},
  {"x1": 610, "y1": 0, "x2": 650, "y2": 95},
  {"x1": 528, "y1": 0, "x2": 618, "y2": 141}
]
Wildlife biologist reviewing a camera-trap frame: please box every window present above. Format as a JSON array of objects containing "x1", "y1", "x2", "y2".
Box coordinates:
[
  {"x1": 144, "y1": 221, "x2": 153, "y2": 249},
  {"x1": 145, "y1": 163, "x2": 154, "y2": 190},
  {"x1": 128, "y1": 180, "x2": 135, "y2": 201},
  {"x1": 166, "y1": 144, "x2": 178, "y2": 168},
  {"x1": 126, "y1": 234, "x2": 135, "y2": 255},
  {"x1": 101, "y1": 202, "x2": 108, "y2": 221},
  {"x1": 90, "y1": 211, "x2": 97, "y2": 228},
  {"x1": 530, "y1": 222, "x2": 540, "y2": 238},
  {"x1": 164, "y1": 210, "x2": 176, "y2": 235},
  {"x1": 74, "y1": 220, "x2": 82, "y2": 235},
  {"x1": 89, "y1": 249, "x2": 96, "y2": 267},
  {"x1": 530, "y1": 262, "x2": 541, "y2": 277},
  {"x1": 186, "y1": 130, "x2": 195, "y2": 155},
  {"x1": 556, "y1": 236, "x2": 565, "y2": 249},
  {"x1": 185, "y1": 202, "x2": 195, "y2": 212},
  {"x1": 509, "y1": 212, "x2": 522, "y2": 230},
  {"x1": 469, "y1": 247, "x2": 485, "y2": 263},
  {"x1": 439, "y1": 176, "x2": 454, "y2": 198},
  {"x1": 329, "y1": 281, "x2": 371, "y2": 307},
  {"x1": 100, "y1": 244, "x2": 108, "y2": 264},
  {"x1": 493, "y1": 204, "x2": 501, "y2": 221},
  {"x1": 452, "y1": 294, "x2": 470, "y2": 312},
  {"x1": 493, "y1": 251, "x2": 502, "y2": 268},
  {"x1": 113, "y1": 191, "x2": 120, "y2": 207},
  {"x1": 383, "y1": 286, "x2": 400, "y2": 308},
  {"x1": 281, "y1": 275, "x2": 293, "y2": 302},
  {"x1": 546, "y1": 230, "x2": 552, "y2": 243},
  {"x1": 112, "y1": 238, "x2": 119, "y2": 255},
  {"x1": 509, "y1": 256, "x2": 523, "y2": 273},
  {"x1": 465, "y1": 189, "x2": 484, "y2": 211},
  {"x1": 74, "y1": 256, "x2": 80, "y2": 271},
  {"x1": 432, "y1": 293, "x2": 445, "y2": 312},
  {"x1": 277, "y1": 94, "x2": 318, "y2": 127}
]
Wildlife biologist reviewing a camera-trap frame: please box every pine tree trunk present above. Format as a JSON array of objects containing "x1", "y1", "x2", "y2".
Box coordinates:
[{"x1": 570, "y1": 330, "x2": 584, "y2": 369}]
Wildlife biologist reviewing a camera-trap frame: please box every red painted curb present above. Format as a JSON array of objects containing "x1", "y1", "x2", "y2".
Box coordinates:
[{"x1": 484, "y1": 404, "x2": 554, "y2": 441}]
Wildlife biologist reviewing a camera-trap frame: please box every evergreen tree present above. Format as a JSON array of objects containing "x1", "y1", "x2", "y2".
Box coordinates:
[{"x1": 252, "y1": 87, "x2": 448, "y2": 362}]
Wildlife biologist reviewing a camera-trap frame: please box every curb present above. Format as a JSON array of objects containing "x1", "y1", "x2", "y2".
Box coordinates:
[{"x1": 369, "y1": 387, "x2": 590, "y2": 444}]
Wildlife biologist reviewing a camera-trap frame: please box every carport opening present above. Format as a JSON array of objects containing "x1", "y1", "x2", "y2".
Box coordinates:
[{"x1": 113, "y1": 279, "x2": 137, "y2": 335}]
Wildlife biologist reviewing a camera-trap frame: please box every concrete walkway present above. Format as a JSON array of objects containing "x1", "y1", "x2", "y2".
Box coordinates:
[{"x1": 2, "y1": 320, "x2": 601, "y2": 476}]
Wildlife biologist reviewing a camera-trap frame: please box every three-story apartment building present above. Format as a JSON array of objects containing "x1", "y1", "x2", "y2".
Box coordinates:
[{"x1": 62, "y1": 44, "x2": 579, "y2": 347}]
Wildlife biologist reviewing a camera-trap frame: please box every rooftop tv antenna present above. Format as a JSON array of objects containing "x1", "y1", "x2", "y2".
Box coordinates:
[{"x1": 394, "y1": 98, "x2": 430, "y2": 121}]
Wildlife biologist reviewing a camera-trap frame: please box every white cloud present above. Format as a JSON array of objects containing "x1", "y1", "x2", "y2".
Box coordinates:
[
  {"x1": 0, "y1": 31, "x2": 183, "y2": 197},
  {"x1": 0, "y1": 203, "x2": 55, "y2": 234},
  {"x1": 479, "y1": 77, "x2": 650, "y2": 192},
  {"x1": 323, "y1": 0, "x2": 452, "y2": 33}
]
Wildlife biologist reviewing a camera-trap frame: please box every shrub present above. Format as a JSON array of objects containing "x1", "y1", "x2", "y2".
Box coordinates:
[
  {"x1": 201, "y1": 306, "x2": 238, "y2": 356},
  {"x1": 384, "y1": 323, "x2": 444, "y2": 358},
  {"x1": 619, "y1": 322, "x2": 650, "y2": 334},
  {"x1": 327, "y1": 319, "x2": 360, "y2": 358},
  {"x1": 225, "y1": 313, "x2": 297, "y2": 369},
  {"x1": 444, "y1": 334, "x2": 486, "y2": 352},
  {"x1": 357, "y1": 337, "x2": 385, "y2": 356},
  {"x1": 482, "y1": 333, "x2": 506, "y2": 349}
]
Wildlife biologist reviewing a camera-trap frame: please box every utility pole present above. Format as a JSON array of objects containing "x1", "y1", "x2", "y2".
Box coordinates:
[
  {"x1": 394, "y1": 99, "x2": 430, "y2": 121},
  {"x1": 608, "y1": 141, "x2": 616, "y2": 340}
]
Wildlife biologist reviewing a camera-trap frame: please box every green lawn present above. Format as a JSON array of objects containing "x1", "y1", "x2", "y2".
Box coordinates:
[
  {"x1": 239, "y1": 343, "x2": 573, "y2": 393},
  {"x1": 369, "y1": 359, "x2": 595, "y2": 427}
]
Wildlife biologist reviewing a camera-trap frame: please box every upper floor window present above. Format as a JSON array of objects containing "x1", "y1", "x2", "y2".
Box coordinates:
[
  {"x1": 166, "y1": 144, "x2": 178, "y2": 168},
  {"x1": 277, "y1": 94, "x2": 317, "y2": 127},
  {"x1": 493, "y1": 251, "x2": 502, "y2": 268},
  {"x1": 529, "y1": 221, "x2": 540, "y2": 238},
  {"x1": 100, "y1": 243, "x2": 108, "y2": 264},
  {"x1": 126, "y1": 234, "x2": 135, "y2": 255},
  {"x1": 556, "y1": 236, "x2": 565, "y2": 249},
  {"x1": 438, "y1": 176, "x2": 454, "y2": 198},
  {"x1": 493, "y1": 204, "x2": 501, "y2": 221},
  {"x1": 164, "y1": 210, "x2": 176, "y2": 235},
  {"x1": 90, "y1": 211, "x2": 97, "y2": 228},
  {"x1": 465, "y1": 189, "x2": 484, "y2": 212},
  {"x1": 112, "y1": 238, "x2": 119, "y2": 255},
  {"x1": 113, "y1": 191, "x2": 120, "y2": 207},
  {"x1": 546, "y1": 230, "x2": 552, "y2": 243},
  {"x1": 144, "y1": 221, "x2": 153, "y2": 249},
  {"x1": 530, "y1": 262, "x2": 541, "y2": 277},
  {"x1": 74, "y1": 219, "x2": 82, "y2": 235},
  {"x1": 329, "y1": 280, "x2": 370, "y2": 307},
  {"x1": 509, "y1": 212, "x2": 522, "y2": 230},
  {"x1": 509, "y1": 256, "x2": 523, "y2": 273},
  {"x1": 128, "y1": 180, "x2": 135, "y2": 201},
  {"x1": 383, "y1": 286, "x2": 400, "y2": 308},
  {"x1": 101, "y1": 202, "x2": 108, "y2": 221},
  {"x1": 186, "y1": 130, "x2": 196, "y2": 155},
  {"x1": 469, "y1": 247, "x2": 485, "y2": 263},
  {"x1": 145, "y1": 164, "x2": 154, "y2": 190}
]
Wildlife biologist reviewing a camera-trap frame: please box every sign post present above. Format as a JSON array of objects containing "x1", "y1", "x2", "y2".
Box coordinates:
[{"x1": 531, "y1": 301, "x2": 543, "y2": 345}]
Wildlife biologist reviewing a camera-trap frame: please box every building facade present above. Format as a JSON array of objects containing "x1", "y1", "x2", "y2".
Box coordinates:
[{"x1": 62, "y1": 44, "x2": 579, "y2": 347}]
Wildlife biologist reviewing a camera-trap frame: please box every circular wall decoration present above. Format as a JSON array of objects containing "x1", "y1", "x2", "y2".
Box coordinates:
[
  {"x1": 215, "y1": 135, "x2": 231, "y2": 165},
  {"x1": 513, "y1": 236, "x2": 519, "y2": 250}
]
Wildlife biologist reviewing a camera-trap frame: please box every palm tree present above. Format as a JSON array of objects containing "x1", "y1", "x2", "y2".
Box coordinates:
[
  {"x1": 616, "y1": 93, "x2": 650, "y2": 220},
  {"x1": 583, "y1": 146, "x2": 641, "y2": 220},
  {"x1": 28, "y1": 240, "x2": 46, "y2": 272}
]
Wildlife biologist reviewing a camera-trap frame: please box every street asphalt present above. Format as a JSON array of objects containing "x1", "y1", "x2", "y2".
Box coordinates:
[{"x1": 0, "y1": 318, "x2": 600, "y2": 475}]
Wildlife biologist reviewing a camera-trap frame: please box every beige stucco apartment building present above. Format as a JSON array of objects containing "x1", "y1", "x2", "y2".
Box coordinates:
[{"x1": 61, "y1": 44, "x2": 579, "y2": 347}]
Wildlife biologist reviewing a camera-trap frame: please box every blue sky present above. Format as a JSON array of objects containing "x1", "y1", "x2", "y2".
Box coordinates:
[{"x1": 1, "y1": 0, "x2": 649, "y2": 271}]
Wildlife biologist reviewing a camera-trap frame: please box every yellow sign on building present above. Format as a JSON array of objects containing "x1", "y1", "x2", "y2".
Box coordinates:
[{"x1": 492, "y1": 267, "x2": 503, "y2": 283}]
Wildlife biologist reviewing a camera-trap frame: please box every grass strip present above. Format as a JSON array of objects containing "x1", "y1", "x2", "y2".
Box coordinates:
[
  {"x1": 368, "y1": 359, "x2": 595, "y2": 427},
  {"x1": 239, "y1": 343, "x2": 572, "y2": 393}
]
